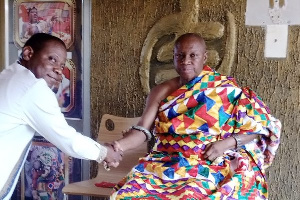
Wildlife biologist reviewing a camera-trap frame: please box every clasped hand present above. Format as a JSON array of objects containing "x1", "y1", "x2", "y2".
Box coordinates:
[{"x1": 103, "y1": 142, "x2": 123, "y2": 168}]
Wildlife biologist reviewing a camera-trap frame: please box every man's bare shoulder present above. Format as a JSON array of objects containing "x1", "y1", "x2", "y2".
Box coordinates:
[{"x1": 149, "y1": 77, "x2": 180, "y2": 102}]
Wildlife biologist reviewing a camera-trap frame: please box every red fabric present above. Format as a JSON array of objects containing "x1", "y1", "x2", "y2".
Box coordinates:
[{"x1": 95, "y1": 181, "x2": 116, "y2": 188}]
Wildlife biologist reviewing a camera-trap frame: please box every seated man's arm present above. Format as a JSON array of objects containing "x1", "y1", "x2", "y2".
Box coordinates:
[
  {"x1": 115, "y1": 79, "x2": 178, "y2": 152},
  {"x1": 202, "y1": 134, "x2": 258, "y2": 161}
]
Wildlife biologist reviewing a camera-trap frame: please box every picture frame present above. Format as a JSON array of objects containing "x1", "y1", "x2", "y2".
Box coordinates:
[
  {"x1": 55, "y1": 59, "x2": 76, "y2": 114},
  {"x1": 13, "y1": 0, "x2": 76, "y2": 49},
  {"x1": 21, "y1": 135, "x2": 72, "y2": 200}
]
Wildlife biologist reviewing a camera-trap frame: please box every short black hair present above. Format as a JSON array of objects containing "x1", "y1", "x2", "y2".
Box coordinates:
[
  {"x1": 23, "y1": 33, "x2": 66, "y2": 53},
  {"x1": 27, "y1": 7, "x2": 37, "y2": 15}
]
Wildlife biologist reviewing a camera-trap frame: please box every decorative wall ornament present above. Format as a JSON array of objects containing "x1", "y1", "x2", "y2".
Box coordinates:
[{"x1": 139, "y1": 0, "x2": 237, "y2": 94}]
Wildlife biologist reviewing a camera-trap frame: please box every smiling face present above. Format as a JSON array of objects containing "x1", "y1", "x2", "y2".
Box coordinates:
[
  {"x1": 22, "y1": 40, "x2": 67, "y2": 89},
  {"x1": 173, "y1": 34, "x2": 207, "y2": 85}
]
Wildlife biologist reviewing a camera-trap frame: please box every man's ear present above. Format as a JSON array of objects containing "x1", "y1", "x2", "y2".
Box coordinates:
[{"x1": 22, "y1": 46, "x2": 34, "y2": 61}]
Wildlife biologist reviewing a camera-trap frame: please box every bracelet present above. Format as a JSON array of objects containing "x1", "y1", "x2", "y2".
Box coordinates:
[
  {"x1": 232, "y1": 134, "x2": 242, "y2": 151},
  {"x1": 131, "y1": 125, "x2": 152, "y2": 141}
]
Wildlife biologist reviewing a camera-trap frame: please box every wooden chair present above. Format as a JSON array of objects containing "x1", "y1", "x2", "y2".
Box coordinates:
[{"x1": 62, "y1": 114, "x2": 147, "y2": 198}]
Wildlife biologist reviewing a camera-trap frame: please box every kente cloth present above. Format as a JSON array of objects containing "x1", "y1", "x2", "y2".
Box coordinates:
[{"x1": 111, "y1": 66, "x2": 281, "y2": 200}]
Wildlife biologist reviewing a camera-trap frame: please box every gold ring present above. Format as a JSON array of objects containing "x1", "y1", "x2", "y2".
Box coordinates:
[{"x1": 103, "y1": 161, "x2": 110, "y2": 171}]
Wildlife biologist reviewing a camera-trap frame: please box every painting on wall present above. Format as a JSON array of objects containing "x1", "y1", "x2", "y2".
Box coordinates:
[
  {"x1": 22, "y1": 135, "x2": 72, "y2": 200},
  {"x1": 11, "y1": 135, "x2": 81, "y2": 200},
  {"x1": 13, "y1": 0, "x2": 76, "y2": 49},
  {"x1": 54, "y1": 59, "x2": 76, "y2": 114}
]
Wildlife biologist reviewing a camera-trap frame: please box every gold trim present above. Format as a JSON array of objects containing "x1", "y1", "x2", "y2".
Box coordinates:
[{"x1": 59, "y1": 58, "x2": 76, "y2": 113}]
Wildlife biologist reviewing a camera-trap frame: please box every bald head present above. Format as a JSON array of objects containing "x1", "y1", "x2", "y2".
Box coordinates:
[
  {"x1": 173, "y1": 33, "x2": 208, "y2": 85},
  {"x1": 175, "y1": 33, "x2": 206, "y2": 52}
]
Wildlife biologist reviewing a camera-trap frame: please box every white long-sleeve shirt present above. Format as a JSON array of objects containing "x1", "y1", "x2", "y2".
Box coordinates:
[{"x1": 0, "y1": 62, "x2": 107, "y2": 199}]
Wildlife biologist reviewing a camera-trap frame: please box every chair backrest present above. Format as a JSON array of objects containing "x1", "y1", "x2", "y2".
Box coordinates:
[{"x1": 95, "y1": 114, "x2": 147, "y2": 182}]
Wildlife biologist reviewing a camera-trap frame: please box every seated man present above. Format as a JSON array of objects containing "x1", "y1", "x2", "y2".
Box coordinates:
[{"x1": 110, "y1": 33, "x2": 281, "y2": 199}]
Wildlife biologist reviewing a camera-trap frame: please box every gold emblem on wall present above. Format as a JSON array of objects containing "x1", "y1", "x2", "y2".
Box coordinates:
[{"x1": 139, "y1": 0, "x2": 237, "y2": 94}]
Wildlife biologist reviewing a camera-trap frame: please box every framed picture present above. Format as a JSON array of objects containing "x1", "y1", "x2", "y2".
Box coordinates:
[
  {"x1": 13, "y1": 0, "x2": 76, "y2": 49},
  {"x1": 55, "y1": 59, "x2": 76, "y2": 114},
  {"x1": 21, "y1": 136, "x2": 72, "y2": 200}
]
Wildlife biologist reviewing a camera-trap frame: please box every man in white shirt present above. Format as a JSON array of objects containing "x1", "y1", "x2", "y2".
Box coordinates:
[{"x1": 0, "y1": 33, "x2": 122, "y2": 200}]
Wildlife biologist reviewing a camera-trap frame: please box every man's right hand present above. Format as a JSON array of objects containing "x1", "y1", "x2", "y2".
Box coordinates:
[{"x1": 103, "y1": 143, "x2": 123, "y2": 167}]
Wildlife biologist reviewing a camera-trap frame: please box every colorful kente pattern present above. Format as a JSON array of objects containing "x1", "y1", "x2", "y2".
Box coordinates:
[{"x1": 111, "y1": 66, "x2": 281, "y2": 200}]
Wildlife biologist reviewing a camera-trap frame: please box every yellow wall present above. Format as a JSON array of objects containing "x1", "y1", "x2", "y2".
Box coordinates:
[{"x1": 90, "y1": 0, "x2": 300, "y2": 199}]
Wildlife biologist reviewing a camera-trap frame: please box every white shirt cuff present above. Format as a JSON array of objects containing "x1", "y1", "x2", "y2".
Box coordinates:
[{"x1": 96, "y1": 144, "x2": 108, "y2": 163}]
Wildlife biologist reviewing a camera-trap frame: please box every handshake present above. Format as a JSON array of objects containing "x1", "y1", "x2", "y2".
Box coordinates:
[{"x1": 102, "y1": 141, "x2": 124, "y2": 170}]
